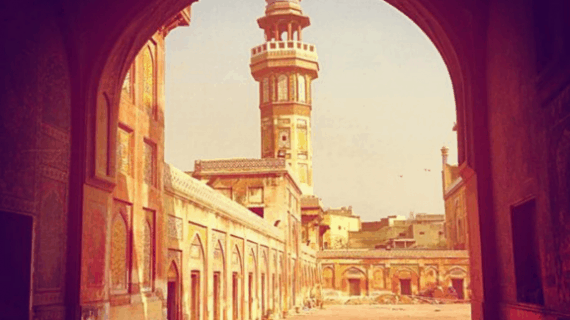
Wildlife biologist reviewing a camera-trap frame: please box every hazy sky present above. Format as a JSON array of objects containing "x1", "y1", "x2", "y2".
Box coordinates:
[{"x1": 164, "y1": 0, "x2": 458, "y2": 222}]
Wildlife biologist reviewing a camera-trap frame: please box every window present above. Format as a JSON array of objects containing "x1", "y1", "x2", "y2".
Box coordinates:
[
  {"x1": 298, "y1": 74, "x2": 306, "y2": 103},
  {"x1": 277, "y1": 74, "x2": 288, "y2": 101},
  {"x1": 249, "y1": 207, "x2": 264, "y2": 218},
  {"x1": 121, "y1": 66, "x2": 134, "y2": 101},
  {"x1": 278, "y1": 128, "x2": 291, "y2": 149},
  {"x1": 419, "y1": 231, "x2": 425, "y2": 235},
  {"x1": 117, "y1": 125, "x2": 133, "y2": 175},
  {"x1": 215, "y1": 187, "x2": 232, "y2": 199},
  {"x1": 144, "y1": 139, "x2": 156, "y2": 186},
  {"x1": 511, "y1": 199, "x2": 544, "y2": 305},
  {"x1": 248, "y1": 186, "x2": 264, "y2": 204},
  {"x1": 142, "y1": 45, "x2": 155, "y2": 117}
]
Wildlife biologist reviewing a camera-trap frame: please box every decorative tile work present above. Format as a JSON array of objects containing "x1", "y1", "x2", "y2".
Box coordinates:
[
  {"x1": 144, "y1": 140, "x2": 156, "y2": 185},
  {"x1": 142, "y1": 46, "x2": 155, "y2": 117},
  {"x1": 190, "y1": 236, "x2": 203, "y2": 260},
  {"x1": 117, "y1": 126, "x2": 132, "y2": 175},
  {"x1": 111, "y1": 215, "x2": 128, "y2": 291},
  {"x1": 278, "y1": 128, "x2": 291, "y2": 149},
  {"x1": 318, "y1": 250, "x2": 469, "y2": 259},
  {"x1": 85, "y1": 203, "x2": 106, "y2": 287},
  {"x1": 194, "y1": 158, "x2": 287, "y2": 173},
  {"x1": 36, "y1": 179, "x2": 66, "y2": 290},
  {"x1": 40, "y1": 127, "x2": 70, "y2": 171},
  {"x1": 211, "y1": 231, "x2": 226, "y2": 252},
  {"x1": 262, "y1": 77, "x2": 269, "y2": 103},
  {"x1": 262, "y1": 126, "x2": 272, "y2": 155},
  {"x1": 121, "y1": 68, "x2": 133, "y2": 100},
  {"x1": 39, "y1": 45, "x2": 71, "y2": 130},
  {"x1": 143, "y1": 209, "x2": 155, "y2": 289},
  {"x1": 168, "y1": 215, "x2": 183, "y2": 239}
]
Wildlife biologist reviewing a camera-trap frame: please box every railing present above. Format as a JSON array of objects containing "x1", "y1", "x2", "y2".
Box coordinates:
[
  {"x1": 251, "y1": 40, "x2": 317, "y2": 58},
  {"x1": 164, "y1": 163, "x2": 283, "y2": 241}
]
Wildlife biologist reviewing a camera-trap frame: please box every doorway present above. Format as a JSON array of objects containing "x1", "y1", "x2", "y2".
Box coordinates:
[
  {"x1": 214, "y1": 272, "x2": 221, "y2": 320},
  {"x1": 0, "y1": 211, "x2": 32, "y2": 320},
  {"x1": 191, "y1": 271, "x2": 200, "y2": 320},
  {"x1": 452, "y1": 278, "x2": 464, "y2": 299},
  {"x1": 348, "y1": 279, "x2": 361, "y2": 296},
  {"x1": 233, "y1": 272, "x2": 239, "y2": 320},
  {"x1": 400, "y1": 279, "x2": 412, "y2": 296},
  {"x1": 167, "y1": 281, "x2": 178, "y2": 320}
]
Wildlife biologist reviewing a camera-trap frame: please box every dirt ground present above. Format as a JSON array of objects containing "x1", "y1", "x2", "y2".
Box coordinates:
[{"x1": 288, "y1": 304, "x2": 472, "y2": 320}]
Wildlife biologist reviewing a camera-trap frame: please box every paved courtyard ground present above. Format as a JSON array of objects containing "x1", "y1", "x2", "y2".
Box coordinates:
[{"x1": 288, "y1": 304, "x2": 472, "y2": 320}]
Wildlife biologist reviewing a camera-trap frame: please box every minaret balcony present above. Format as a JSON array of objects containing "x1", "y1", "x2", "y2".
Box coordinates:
[{"x1": 250, "y1": 40, "x2": 319, "y2": 76}]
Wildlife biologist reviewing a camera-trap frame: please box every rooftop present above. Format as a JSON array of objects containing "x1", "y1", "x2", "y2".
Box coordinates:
[
  {"x1": 164, "y1": 163, "x2": 282, "y2": 240},
  {"x1": 194, "y1": 158, "x2": 289, "y2": 174},
  {"x1": 301, "y1": 195, "x2": 323, "y2": 210}
]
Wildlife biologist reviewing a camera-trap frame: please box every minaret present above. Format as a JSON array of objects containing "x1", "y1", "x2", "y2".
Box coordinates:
[{"x1": 250, "y1": 0, "x2": 319, "y2": 195}]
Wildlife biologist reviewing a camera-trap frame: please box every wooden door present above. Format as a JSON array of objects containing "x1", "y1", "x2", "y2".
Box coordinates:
[
  {"x1": 400, "y1": 279, "x2": 411, "y2": 296},
  {"x1": 214, "y1": 272, "x2": 221, "y2": 320},
  {"x1": 348, "y1": 279, "x2": 361, "y2": 296},
  {"x1": 191, "y1": 272, "x2": 200, "y2": 320},
  {"x1": 452, "y1": 278, "x2": 464, "y2": 299},
  {"x1": 232, "y1": 272, "x2": 239, "y2": 320}
]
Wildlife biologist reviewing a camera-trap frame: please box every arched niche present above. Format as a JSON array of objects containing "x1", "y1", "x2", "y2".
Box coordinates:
[
  {"x1": 371, "y1": 267, "x2": 385, "y2": 290},
  {"x1": 212, "y1": 240, "x2": 225, "y2": 320},
  {"x1": 322, "y1": 266, "x2": 334, "y2": 289},
  {"x1": 189, "y1": 234, "x2": 205, "y2": 320},
  {"x1": 341, "y1": 267, "x2": 367, "y2": 296},
  {"x1": 167, "y1": 261, "x2": 181, "y2": 320},
  {"x1": 391, "y1": 267, "x2": 419, "y2": 296}
]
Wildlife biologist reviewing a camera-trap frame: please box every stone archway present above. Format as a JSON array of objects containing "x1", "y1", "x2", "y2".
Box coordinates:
[
  {"x1": 341, "y1": 267, "x2": 367, "y2": 296},
  {"x1": 322, "y1": 266, "x2": 334, "y2": 290},
  {"x1": 213, "y1": 240, "x2": 225, "y2": 320},
  {"x1": 189, "y1": 234, "x2": 205, "y2": 320},
  {"x1": 0, "y1": 0, "x2": 527, "y2": 319},
  {"x1": 391, "y1": 268, "x2": 419, "y2": 296},
  {"x1": 231, "y1": 245, "x2": 243, "y2": 320},
  {"x1": 167, "y1": 261, "x2": 181, "y2": 320}
]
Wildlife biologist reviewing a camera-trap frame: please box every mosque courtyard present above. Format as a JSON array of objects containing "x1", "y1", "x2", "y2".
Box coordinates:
[{"x1": 288, "y1": 304, "x2": 472, "y2": 320}]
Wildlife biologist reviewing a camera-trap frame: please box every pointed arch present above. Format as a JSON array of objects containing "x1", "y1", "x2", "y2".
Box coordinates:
[
  {"x1": 110, "y1": 213, "x2": 128, "y2": 292},
  {"x1": 142, "y1": 44, "x2": 155, "y2": 117},
  {"x1": 322, "y1": 266, "x2": 334, "y2": 289}
]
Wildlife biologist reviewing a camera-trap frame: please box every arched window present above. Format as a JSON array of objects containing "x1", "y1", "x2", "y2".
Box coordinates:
[
  {"x1": 262, "y1": 77, "x2": 269, "y2": 103},
  {"x1": 278, "y1": 74, "x2": 288, "y2": 101},
  {"x1": 143, "y1": 220, "x2": 153, "y2": 289},
  {"x1": 322, "y1": 267, "x2": 334, "y2": 289},
  {"x1": 111, "y1": 214, "x2": 128, "y2": 291},
  {"x1": 142, "y1": 46, "x2": 155, "y2": 117},
  {"x1": 298, "y1": 75, "x2": 306, "y2": 103}
]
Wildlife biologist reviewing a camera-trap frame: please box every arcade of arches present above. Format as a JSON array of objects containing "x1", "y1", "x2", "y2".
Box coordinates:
[{"x1": 2, "y1": 0, "x2": 570, "y2": 320}]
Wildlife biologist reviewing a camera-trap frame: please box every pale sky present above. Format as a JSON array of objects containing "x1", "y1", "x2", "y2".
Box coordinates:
[{"x1": 164, "y1": 0, "x2": 458, "y2": 222}]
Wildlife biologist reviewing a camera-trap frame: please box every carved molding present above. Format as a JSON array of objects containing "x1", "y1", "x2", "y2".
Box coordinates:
[{"x1": 0, "y1": 194, "x2": 36, "y2": 214}]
